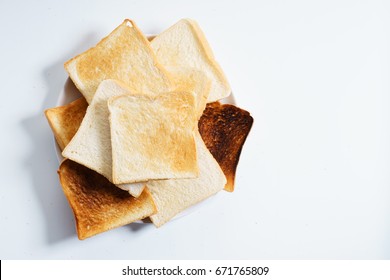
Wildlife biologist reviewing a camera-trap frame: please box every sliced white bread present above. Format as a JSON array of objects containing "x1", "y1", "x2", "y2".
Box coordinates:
[
  {"x1": 61, "y1": 80, "x2": 147, "y2": 191},
  {"x1": 108, "y1": 91, "x2": 198, "y2": 184},
  {"x1": 145, "y1": 133, "x2": 226, "y2": 227},
  {"x1": 124, "y1": 69, "x2": 210, "y2": 198},
  {"x1": 65, "y1": 19, "x2": 173, "y2": 104},
  {"x1": 151, "y1": 19, "x2": 231, "y2": 102}
]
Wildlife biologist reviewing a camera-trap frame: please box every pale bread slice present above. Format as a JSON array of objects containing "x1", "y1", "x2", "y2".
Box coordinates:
[
  {"x1": 61, "y1": 80, "x2": 145, "y2": 191},
  {"x1": 65, "y1": 19, "x2": 173, "y2": 103},
  {"x1": 45, "y1": 97, "x2": 88, "y2": 150},
  {"x1": 145, "y1": 133, "x2": 226, "y2": 227},
  {"x1": 127, "y1": 184, "x2": 145, "y2": 198},
  {"x1": 108, "y1": 91, "x2": 198, "y2": 184},
  {"x1": 58, "y1": 159, "x2": 156, "y2": 240},
  {"x1": 45, "y1": 93, "x2": 144, "y2": 192},
  {"x1": 115, "y1": 181, "x2": 146, "y2": 193},
  {"x1": 123, "y1": 182, "x2": 147, "y2": 197},
  {"x1": 151, "y1": 19, "x2": 231, "y2": 102}
]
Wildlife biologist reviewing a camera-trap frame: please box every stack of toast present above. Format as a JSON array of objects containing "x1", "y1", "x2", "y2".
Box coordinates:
[{"x1": 45, "y1": 19, "x2": 253, "y2": 240}]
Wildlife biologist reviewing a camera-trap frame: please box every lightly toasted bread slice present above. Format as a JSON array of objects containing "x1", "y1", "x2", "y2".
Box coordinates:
[
  {"x1": 170, "y1": 68, "x2": 211, "y2": 119},
  {"x1": 118, "y1": 69, "x2": 210, "y2": 197},
  {"x1": 62, "y1": 80, "x2": 129, "y2": 181},
  {"x1": 151, "y1": 19, "x2": 231, "y2": 102},
  {"x1": 45, "y1": 93, "x2": 145, "y2": 192},
  {"x1": 198, "y1": 102, "x2": 253, "y2": 192},
  {"x1": 61, "y1": 80, "x2": 147, "y2": 193},
  {"x1": 145, "y1": 133, "x2": 226, "y2": 227},
  {"x1": 44, "y1": 97, "x2": 88, "y2": 150},
  {"x1": 58, "y1": 159, "x2": 156, "y2": 240},
  {"x1": 65, "y1": 19, "x2": 173, "y2": 103},
  {"x1": 108, "y1": 91, "x2": 198, "y2": 184}
]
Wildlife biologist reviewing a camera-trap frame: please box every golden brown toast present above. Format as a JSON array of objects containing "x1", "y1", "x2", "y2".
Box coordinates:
[
  {"x1": 46, "y1": 99, "x2": 253, "y2": 193},
  {"x1": 44, "y1": 97, "x2": 88, "y2": 150},
  {"x1": 65, "y1": 19, "x2": 173, "y2": 104},
  {"x1": 108, "y1": 91, "x2": 198, "y2": 184},
  {"x1": 58, "y1": 159, "x2": 157, "y2": 239}
]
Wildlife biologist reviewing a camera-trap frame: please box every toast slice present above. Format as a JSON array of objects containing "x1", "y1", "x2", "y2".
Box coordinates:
[
  {"x1": 112, "y1": 69, "x2": 210, "y2": 197},
  {"x1": 198, "y1": 102, "x2": 253, "y2": 192},
  {"x1": 58, "y1": 159, "x2": 156, "y2": 240},
  {"x1": 61, "y1": 80, "x2": 147, "y2": 193},
  {"x1": 65, "y1": 19, "x2": 173, "y2": 103},
  {"x1": 170, "y1": 68, "x2": 211, "y2": 118},
  {"x1": 144, "y1": 133, "x2": 226, "y2": 227},
  {"x1": 62, "y1": 80, "x2": 129, "y2": 180},
  {"x1": 45, "y1": 91, "x2": 145, "y2": 192},
  {"x1": 44, "y1": 97, "x2": 88, "y2": 150},
  {"x1": 108, "y1": 91, "x2": 198, "y2": 184},
  {"x1": 151, "y1": 19, "x2": 231, "y2": 102}
]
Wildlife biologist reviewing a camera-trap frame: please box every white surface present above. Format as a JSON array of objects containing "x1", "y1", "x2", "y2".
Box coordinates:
[{"x1": 1, "y1": 0, "x2": 390, "y2": 259}]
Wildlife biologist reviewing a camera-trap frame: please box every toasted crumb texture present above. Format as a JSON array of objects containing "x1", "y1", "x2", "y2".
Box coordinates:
[
  {"x1": 147, "y1": 133, "x2": 226, "y2": 227},
  {"x1": 62, "y1": 80, "x2": 130, "y2": 181},
  {"x1": 61, "y1": 80, "x2": 148, "y2": 192},
  {"x1": 108, "y1": 91, "x2": 198, "y2": 184},
  {"x1": 198, "y1": 102, "x2": 253, "y2": 192},
  {"x1": 58, "y1": 160, "x2": 157, "y2": 240},
  {"x1": 65, "y1": 19, "x2": 173, "y2": 103},
  {"x1": 151, "y1": 19, "x2": 231, "y2": 102},
  {"x1": 169, "y1": 68, "x2": 211, "y2": 119},
  {"x1": 44, "y1": 97, "x2": 88, "y2": 150}
]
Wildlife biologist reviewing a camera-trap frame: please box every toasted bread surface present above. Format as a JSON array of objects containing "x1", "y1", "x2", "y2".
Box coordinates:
[
  {"x1": 62, "y1": 80, "x2": 130, "y2": 180},
  {"x1": 44, "y1": 97, "x2": 88, "y2": 150},
  {"x1": 169, "y1": 68, "x2": 211, "y2": 118},
  {"x1": 58, "y1": 159, "x2": 156, "y2": 239},
  {"x1": 65, "y1": 19, "x2": 173, "y2": 103},
  {"x1": 151, "y1": 19, "x2": 231, "y2": 102},
  {"x1": 198, "y1": 102, "x2": 253, "y2": 191},
  {"x1": 108, "y1": 91, "x2": 198, "y2": 184},
  {"x1": 145, "y1": 133, "x2": 226, "y2": 227},
  {"x1": 61, "y1": 80, "x2": 149, "y2": 193}
]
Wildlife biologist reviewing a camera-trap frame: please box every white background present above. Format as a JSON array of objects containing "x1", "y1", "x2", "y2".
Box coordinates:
[{"x1": 1, "y1": 0, "x2": 390, "y2": 259}]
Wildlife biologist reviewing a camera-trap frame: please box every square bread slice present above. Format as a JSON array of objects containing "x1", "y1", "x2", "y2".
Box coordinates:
[
  {"x1": 58, "y1": 159, "x2": 156, "y2": 240},
  {"x1": 198, "y1": 102, "x2": 253, "y2": 192},
  {"x1": 61, "y1": 80, "x2": 146, "y2": 192},
  {"x1": 62, "y1": 80, "x2": 129, "y2": 180},
  {"x1": 45, "y1": 92, "x2": 144, "y2": 192},
  {"x1": 145, "y1": 133, "x2": 226, "y2": 227},
  {"x1": 44, "y1": 97, "x2": 88, "y2": 150},
  {"x1": 151, "y1": 19, "x2": 231, "y2": 102},
  {"x1": 65, "y1": 19, "x2": 173, "y2": 103},
  {"x1": 108, "y1": 91, "x2": 198, "y2": 184}
]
